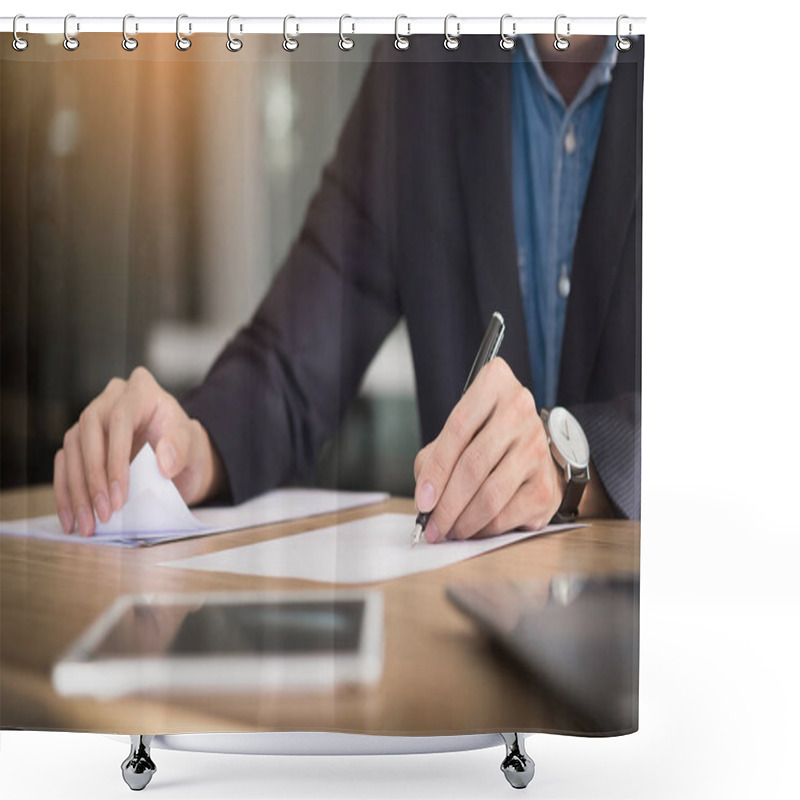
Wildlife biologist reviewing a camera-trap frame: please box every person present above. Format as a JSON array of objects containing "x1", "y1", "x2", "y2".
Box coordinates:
[{"x1": 52, "y1": 33, "x2": 642, "y2": 542}]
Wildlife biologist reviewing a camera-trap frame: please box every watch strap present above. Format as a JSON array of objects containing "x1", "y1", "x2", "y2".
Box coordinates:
[{"x1": 552, "y1": 475, "x2": 588, "y2": 523}]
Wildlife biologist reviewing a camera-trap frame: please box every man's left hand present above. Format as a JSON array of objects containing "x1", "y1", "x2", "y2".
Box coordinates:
[{"x1": 413, "y1": 357, "x2": 563, "y2": 543}]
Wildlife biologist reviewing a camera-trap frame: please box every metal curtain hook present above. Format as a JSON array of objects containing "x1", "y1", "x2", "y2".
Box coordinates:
[
  {"x1": 227, "y1": 15, "x2": 243, "y2": 51},
  {"x1": 500, "y1": 14, "x2": 515, "y2": 51},
  {"x1": 63, "y1": 13, "x2": 80, "y2": 51},
  {"x1": 616, "y1": 14, "x2": 632, "y2": 51},
  {"x1": 554, "y1": 14, "x2": 570, "y2": 51},
  {"x1": 283, "y1": 15, "x2": 299, "y2": 51},
  {"x1": 176, "y1": 14, "x2": 192, "y2": 50},
  {"x1": 394, "y1": 14, "x2": 410, "y2": 50},
  {"x1": 444, "y1": 14, "x2": 460, "y2": 51},
  {"x1": 122, "y1": 14, "x2": 138, "y2": 51},
  {"x1": 339, "y1": 14, "x2": 355, "y2": 51},
  {"x1": 12, "y1": 14, "x2": 29, "y2": 51}
]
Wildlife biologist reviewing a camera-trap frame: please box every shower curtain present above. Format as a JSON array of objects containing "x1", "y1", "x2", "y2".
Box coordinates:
[{"x1": 0, "y1": 26, "x2": 643, "y2": 745}]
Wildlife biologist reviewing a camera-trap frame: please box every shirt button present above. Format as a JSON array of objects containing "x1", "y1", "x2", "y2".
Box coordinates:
[
  {"x1": 558, "y1": 263, "x2": 571, "y2": 298},
  {"x1": 564, "y1": 126, "x2": 577, "y2": 154}
]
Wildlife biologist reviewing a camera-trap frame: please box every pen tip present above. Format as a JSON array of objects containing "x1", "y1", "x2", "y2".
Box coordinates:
[{"x1": 410, "y1": 522, "x2": 423, "y2": 547}]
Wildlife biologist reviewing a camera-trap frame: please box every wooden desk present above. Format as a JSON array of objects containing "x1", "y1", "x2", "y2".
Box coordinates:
[{"x1": 0, "y1": 486, "x2": 639, "y2": 737}]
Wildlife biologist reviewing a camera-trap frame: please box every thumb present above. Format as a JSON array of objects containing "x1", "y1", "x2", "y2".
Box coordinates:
[{"x1": 155, "y1": 424, "x2": 191, "y2": 481}]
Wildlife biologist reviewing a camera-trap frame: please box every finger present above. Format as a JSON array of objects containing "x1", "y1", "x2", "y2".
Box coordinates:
[
  {"x1": 447, "y1": 445, "x2": 528, "y2": 540},
  {"x1": 63, "y1": 426, "x2": 95, "y2": 536},
  {"x1": 107, "y1": 368, "x2": 160, "y2": 510},
  {"x1": 413, "y1": 440, "x2": 436, "y2": 482},
  {"x1": 480, "y1": 477, "x2": 559, "y2": 538},
  {"x1": 93, "y1": 377, "x2": 127, "y2": 511},
  {"x1": 78, "y1": 403, "x2": 111, "y2": 523},
  {"x1": 53, "y1": 449, "x2": 73, "y2": 534},
  {"x1": 451, "y1": 386, "x2": 545, "y2": 539},
  {"x1": 156, "y1": 418, "x2": 192, "y2": 480},
  {"x1": 428, "y1": 414, "x2": 518, "y2": 542},
  {"x1": 169, "y1": 419, "x2": 213, "y2": 504},
  {"x1": 414, "y1": 358, "x2": 514, "y2": 515}
]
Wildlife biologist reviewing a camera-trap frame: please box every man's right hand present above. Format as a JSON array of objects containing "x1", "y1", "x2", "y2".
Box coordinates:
[{"x1": 53, "y1": 366, "x2": 224, "y2": 536}]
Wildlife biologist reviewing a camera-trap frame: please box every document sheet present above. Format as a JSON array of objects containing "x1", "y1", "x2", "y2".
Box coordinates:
[
  {"x1": 158, "y1": 513, "x2": 580, "y2": 583},
  {"x1": 0, "y1": 444, "x2": 387, "y2": 547}
]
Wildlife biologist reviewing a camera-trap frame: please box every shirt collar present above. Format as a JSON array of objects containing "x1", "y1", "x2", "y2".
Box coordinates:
[{"x1": 517, "y1": 34, "x2": 618, "y2": 112}]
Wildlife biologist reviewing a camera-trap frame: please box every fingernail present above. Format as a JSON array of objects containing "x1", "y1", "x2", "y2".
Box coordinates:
[
  {"x1": 417, "y1": 480, "x2": 436, "y2": 513},
  {"x1": 77, "y1": 506, "x2": 93, "y2": 537},
  {"x1": 58, "y1": 509, "x2": 73, "y2": 534},
  {"x1": 110, "y1": 481, "x2": 123, "y2": 511},
  {"x1": 426, "y1": 519, "x2": 441, "y2": 544},
  {"x1": 160, "y1": 442, "x2": 176, "y2": 475},
  {"x1": 95, "y1": 491, "x2": 110, "y2": 522}
]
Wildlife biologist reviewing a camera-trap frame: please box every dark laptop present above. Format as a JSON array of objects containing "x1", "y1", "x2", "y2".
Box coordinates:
[{"x1": 446, "y1": 574, "x2": 639, "y2": 733}]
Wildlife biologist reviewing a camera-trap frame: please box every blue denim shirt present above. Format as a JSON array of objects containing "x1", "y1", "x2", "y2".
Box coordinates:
[{"x1": 512, "y1": 35, "x2": 618, "y2": 408}]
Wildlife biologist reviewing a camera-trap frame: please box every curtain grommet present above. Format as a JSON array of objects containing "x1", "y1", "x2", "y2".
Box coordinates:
[
  {"x1": 283, "y1": 15, "x2": 299, "y2": 52},
  {"x1": 176, "y1": 14, "x2": 192, "y2": 51},
  {"x1": 394, "y1": 15, "x2": 410, "y2": 51},
  {"x1": 63, "y1": 13, "x2": 80, "y2": 51},
  {"x1": 339, "y1": 14, "x2": 355, "y2": 51},
  {"x1": 12, "y1": 15, "x2": 29, "y2": 51},
  {"x1": 226, "y1": 15, "x2": 243, "y2": 52},
  {"x1": 554, "y1": 14, "x2": 570, "y2": 51},
  {"x1": 499, "y1": 14, "x2": 516, "y2": 51},
  {"x1": 122, "y1": 14, "x2": 139, "y2": 51},
  {"x1": 444, "y1": 14, "x2": 460, "y2": 51},
  {"x1": 616, "y1": 15, "x2": 632, "y2": 51}
]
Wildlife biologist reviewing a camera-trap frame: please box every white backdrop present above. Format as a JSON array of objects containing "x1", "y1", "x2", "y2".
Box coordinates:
[{"x1": 2, "y1": 1, "x2": 798, "y2": 799}]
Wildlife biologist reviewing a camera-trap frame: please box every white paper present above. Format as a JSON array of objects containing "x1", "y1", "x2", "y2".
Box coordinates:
[
  {"x1": 0, "y1": 443, "x2": 388, "y2": 547},
  {"x1": 98, "y1": 443, "x2": 205, "y2": 535},
  {"x1": 159, "y1": 513, "x2": 580, "y2": 584},
  {"x1": 191, "y1": 489, "x2": 388, "y2": 531}
]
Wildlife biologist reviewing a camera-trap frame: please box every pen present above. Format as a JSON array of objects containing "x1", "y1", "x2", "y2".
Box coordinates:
[{"x1": 410, "y1": 311, "x2": 506, "y2": 547}]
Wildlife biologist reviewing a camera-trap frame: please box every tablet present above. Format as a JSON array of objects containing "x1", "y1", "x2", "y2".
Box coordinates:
[{"x1": 52, "y1": 589, "x2": 384, "y2": 698}]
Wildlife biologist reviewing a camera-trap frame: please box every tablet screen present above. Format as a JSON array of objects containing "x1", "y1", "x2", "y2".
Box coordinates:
[{"x1": 90, "y1": 599, "x2": 365, "y2": 659}]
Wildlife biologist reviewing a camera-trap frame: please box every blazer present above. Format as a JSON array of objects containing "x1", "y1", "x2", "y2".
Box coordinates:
[{"x1": 181, "y1": 36, "x2": 643, "y2": 519}]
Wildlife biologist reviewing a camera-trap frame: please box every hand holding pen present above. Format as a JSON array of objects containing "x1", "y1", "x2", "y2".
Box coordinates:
[{"x1": 410, "y1": 312, "x2": 565, "y2": 546}]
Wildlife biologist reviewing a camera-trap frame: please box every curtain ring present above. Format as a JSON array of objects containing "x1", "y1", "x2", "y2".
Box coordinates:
[
  {"x1": 122, "y1": 14, "x2": 138, "y2": 51},
  {"x1": 283, "y1": 15, "x2": 299, "y2": 51},
  {"x1": 553, "y1": 14, "x2": 570, "y2": 51},
  {"x1": 616, "y1": 14, "x2": 632, "y2": 51},
  {"x1": 444, "y1": 14, "x2": 460, "y2": 51},
  {"x1": 227, "y1": 15, "x2": 243, "y2": 52},
  {"x1": 176, "y1": 14, "x2": 192, "y2": 51},
  {"x1": 394, "y1": 15, "x2": 410, "y2": 51},
  {"x1": 339, "y1": 14, "x2": 355, "y2": 51},
  {"x1": 499, "y1": 14, "x2": 516, "y2": 51},
  {"x1": 12, "y1": 15, "x2": 29, "y2": 51},
  {"x1": 63, "y1": 13, "x2": 80, "y2": 51}
]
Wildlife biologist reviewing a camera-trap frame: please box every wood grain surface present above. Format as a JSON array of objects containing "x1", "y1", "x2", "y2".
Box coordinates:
[{"x1": 1, "y1": 486, "x2": 639, "y2": 736}]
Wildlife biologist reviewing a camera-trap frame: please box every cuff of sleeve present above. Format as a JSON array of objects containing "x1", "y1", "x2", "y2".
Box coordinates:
[
  {"x1": 178, "y1": 383, "x2": 241, "y2": 506},
  {"x1": 569, "y1": 394, "x2": 640, "y2": 521}
]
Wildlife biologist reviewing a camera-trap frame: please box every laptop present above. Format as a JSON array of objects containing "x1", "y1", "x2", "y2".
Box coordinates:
[{"x1": 446, "y1": 574, "x2": 639, "y2": 733}]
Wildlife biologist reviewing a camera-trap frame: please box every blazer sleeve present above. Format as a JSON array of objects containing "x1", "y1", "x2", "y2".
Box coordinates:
[
  {"x1": 568, "y1": 392, "x2": 641, "y2": 521},
  {"x1": 179, "y1": 49, "x2": 401, "y2": 504}
]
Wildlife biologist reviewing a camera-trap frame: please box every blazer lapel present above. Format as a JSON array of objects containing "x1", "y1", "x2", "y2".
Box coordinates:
[
  {"x1": 557, "y1": 46, "x2": 642, "y2": 403},
  {"x1": 455, "y1": 46, "x2": 533, "y2": 392}
]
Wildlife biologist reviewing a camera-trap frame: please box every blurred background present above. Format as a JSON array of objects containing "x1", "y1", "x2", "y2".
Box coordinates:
[{"x1": 0, "y1": 33, "x2": 418, "y2": 495}]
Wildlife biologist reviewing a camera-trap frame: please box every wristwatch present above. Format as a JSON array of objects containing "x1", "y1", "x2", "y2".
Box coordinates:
[{"x1": 539, "y1": 406, "x2": 591, "y2": 523}]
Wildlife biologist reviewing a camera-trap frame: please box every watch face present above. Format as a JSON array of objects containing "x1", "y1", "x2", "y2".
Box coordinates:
[{"x1": 547, "y1": 407, "x2": 590, "y2": 470}]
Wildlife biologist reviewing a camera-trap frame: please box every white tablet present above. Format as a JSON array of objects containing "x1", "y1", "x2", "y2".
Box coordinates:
[{"x1": 52, "y1": 590, "x2": 384, "y2": 698}]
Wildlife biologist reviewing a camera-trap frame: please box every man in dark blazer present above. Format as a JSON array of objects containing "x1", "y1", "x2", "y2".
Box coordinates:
[{"x1": 52, "y1": 35, "x2": 642, "y2": 542}]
